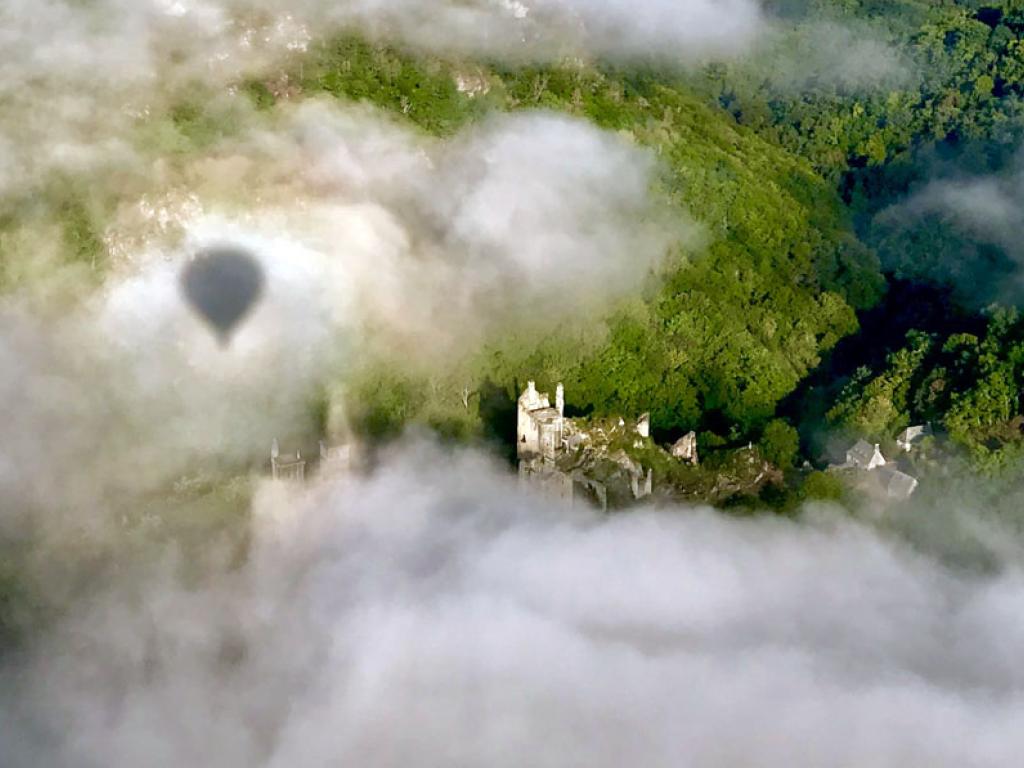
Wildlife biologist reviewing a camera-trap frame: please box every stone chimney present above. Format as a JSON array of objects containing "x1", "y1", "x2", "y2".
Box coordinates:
[{"x1": 555, "y1": 383, "x2": 564, "y2": 417}]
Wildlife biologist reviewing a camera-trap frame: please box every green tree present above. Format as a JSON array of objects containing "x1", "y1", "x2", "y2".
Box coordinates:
[
  {"x1": 760, "y1": 419, "x2": 801, "y2": 469},
  {"x1": 801, "y1": 471, "x2": 844, "y2": 503}
]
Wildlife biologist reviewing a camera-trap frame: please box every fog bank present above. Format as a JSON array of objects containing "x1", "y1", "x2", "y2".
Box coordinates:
[{"x1": 4, "y1": 441, "x2": 1024, "y2": 767}]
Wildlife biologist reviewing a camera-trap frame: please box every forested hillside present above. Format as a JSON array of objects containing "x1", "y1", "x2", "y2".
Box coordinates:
[
  {"x1": 281, "y1": 1, "x2": 1024, "y2": 476},
  {"x1": 710, "y1": 0, "x2": 1024, "y2": 472},
  {"x1": 251, "y1": 34, "x2": 883, "y2": 445},
  {"x1": 7, "y1": 0, "x2": 1024, "y2": 484}
]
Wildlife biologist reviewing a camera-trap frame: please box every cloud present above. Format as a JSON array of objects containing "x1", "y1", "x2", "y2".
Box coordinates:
[
  {"x1": 4, "y1": 439, "x2": 1024, "y2": 767},
  {"x1": 900, "y1": 173, "x2": 1023, "y2": 251},
  {"x1": 747, "y1": 20, "x2": 913, "y2": 93},
  {"x1": 873, "y1": 158, "x2": 1024, "y2": 306},
  {"x1": 251, "y1": 103, "x2": 683, "y2": 344},
  {"x1": 0, "y1": 0, "x2": 765, "y2": 194},
  {"x1": 0, "y1": 0, "x2": 312, "y2": 197},
  {"x1": 119, "y1": 99, "x2": 682, "y2": 352},
  {"x1": 4, "y1": 0, "x2": 926, "y2": 209},
  {"x1": 3, "y1": 7, "x2": 1005, "y2": 765},
  {"x1": 0, "y1": 98, "x2": 682, "y2": 536},
  {"x1": 317, "y1": 0, "x2": 764, "y2": 62}
]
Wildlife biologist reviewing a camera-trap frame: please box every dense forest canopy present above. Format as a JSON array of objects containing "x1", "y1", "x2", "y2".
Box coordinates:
[
  {"x1": 267, "y1": 1, "x2": 1024, "y2": 478},
  {"x1": 4, "y1": 0, "x2": 1024, "y2": 483}
]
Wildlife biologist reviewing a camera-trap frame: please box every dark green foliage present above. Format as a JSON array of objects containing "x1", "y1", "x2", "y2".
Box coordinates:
[
  {"x1": 23, "y1": 4, "x2": 1024, "y2": 502},
  {"x1": 827, "y1": 330, "x2": 935, "y2": 438},
  {"x1": 690, "y1": 1, "x2": 1024, "y2": 315},
  {"x1": 296, "y1": 35, "x2": 882, "y2": 441},
  {"x1": 801, "y1": 470, "x2": 845, "y2": 502},
  {"x1": 760, "y1": 419, "x2": 801, "y2": 469},
  {"x1": 57, "y1": 191, "x2": 104, "y2": 271},
  {"x1": 300, "y1": 36, "x2": 497, "y2": 135},
  {"x1": 0, "y1": 178, "x2": 109, "y2": 291},
  {"x1": 696, "y1": 1, "x2": 1024, "y2": 199},
  {"x1": 169, "y1": 100, "x2": 223, "y2": 149},
  {"x1": 348, "y1": 370, "x2": 429, "y2": 440},
  {"x1": 825, "y1": 307, "x2": 1024, "y2": 468},
  {"x1": 144, "y1": 7, "x2": 1024, "y2": 495},
  {"x1": 242, "y1": 80, "x2": 277, "y2": 112}
]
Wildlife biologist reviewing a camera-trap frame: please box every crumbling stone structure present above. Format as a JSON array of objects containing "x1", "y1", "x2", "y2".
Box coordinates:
[
  {"x1": 270, "y1": 438, "x2": 305, "y2": 481},
  {"x1": 517, "y1": 381, "x2": 566, "y2": 462},
  {"x1": 516, "y1": 381, "x2": 654, "y2": 509},
  {"x1": 671, "y1": 432, "x2": 698, "y2": 464}
]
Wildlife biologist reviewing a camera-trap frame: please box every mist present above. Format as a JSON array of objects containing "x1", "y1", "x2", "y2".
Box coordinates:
[
  {"x1": 0, "y1": 0, "x2": 764, "y2": 192},
  {"x1": 746, "y1": 20, "x2": 912, "y2": 93},
  {"x1": 0, "y1": 97, "x2": 683, "y2": 543},
  {"x1": 874, "y1": 157, "x2": 1024, "y2": 307},
  {"x1": 3, "y1": 440, "x2": 1024, "y2": 767},
  {"x1": 5, "y1": 2, "x2": 1020, "y2": 766},
  {"x1": 314, "y1": 0, "x2": 765, "y2": 62}
]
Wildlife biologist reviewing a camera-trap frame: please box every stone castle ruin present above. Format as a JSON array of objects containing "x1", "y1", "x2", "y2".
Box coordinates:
[
  {"x1": 670, "y1": 431, "x2": 698, "y2": 464},
  {"x1": 269, "y1": 385, "x2": 361, "y2": 483},
  {"x1": 270, "y1": 438, "x2": 305, "y2": 482},
  {"x1": 516, "y1": 381, "x2": 656, "y2": 509},
  {"x1": 271, "y1": 435, "x2": 360, "y2": 483}
]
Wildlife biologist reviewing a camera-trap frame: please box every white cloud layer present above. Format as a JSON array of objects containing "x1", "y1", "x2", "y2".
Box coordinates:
[
  {"x1": 318, "y1": 0, "x2": 764, "y2": 61},
  {"x1": 4, "y1": 441, "x2": 1024, "y2": 767},
  {"x1": 875, "y1": 156, "x2": 1024, "y2": 305},
  {"x1": 0, "y1": 0, "x2": 764, "y2": 195}
]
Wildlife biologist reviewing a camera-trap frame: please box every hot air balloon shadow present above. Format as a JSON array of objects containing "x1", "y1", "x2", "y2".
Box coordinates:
[{"x1": 181, "y1": 246, "x2": 265, "y2": 347}]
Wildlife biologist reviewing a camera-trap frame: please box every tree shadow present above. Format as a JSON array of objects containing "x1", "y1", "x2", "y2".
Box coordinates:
[
  {"x1": 479, "y1": 378, "x2": 517, "y2": 465},
  {"x1": 777, "y1": 278, "x2": 986, "y2": 458}
]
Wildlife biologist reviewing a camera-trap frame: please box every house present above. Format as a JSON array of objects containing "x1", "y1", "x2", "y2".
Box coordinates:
[
  {"x1": 830, "y1": 438, "x2": 919, "y2": 501},
  {"x1": 845, "y1": 440, "x2": 887, "y2": 470},
  {"x1": 878, "y1": 467, "x2": 919, "y2": 500},
  {"x1": 517, "y1": 381, "x2": 565, "y2": 462},
  {"x1": 896, "y1": 424, "x2": 932, "y2": 452},
  {"x1": 517, "y1": 381, "x2": 574, "y2": 502},
  {"x1": 316, "y1": 384, "x2": 362, "y2": 478}
]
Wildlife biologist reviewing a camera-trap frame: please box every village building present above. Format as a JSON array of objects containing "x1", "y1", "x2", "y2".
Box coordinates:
[
  {"x1": 517, "y1": 380, "x2": 580, "y2": 502},
  {"x1": 270, "y1": 388, "x2": 360, "y2": 483},
  {"x1": 517, "y1": 381, "x2": 566, "y2": 462},
  {"x1": 269, "y1": 436, "x2": 360, "y2": 483},
  {"x1": 896, "y1": 424, "x2": 932, "y2": 452},
  {"x1": 829, "y1": 434, "x2": 920, "y2": 501},
  {"x1": 319, "y1": 440, "x2": 358, "y2": 475},
  {"x1": 878, "y1": 467, "x2": 919, "y2": 500},
  {"x1": 843, "y1": 440, "x2": 887, "y2": 470}
]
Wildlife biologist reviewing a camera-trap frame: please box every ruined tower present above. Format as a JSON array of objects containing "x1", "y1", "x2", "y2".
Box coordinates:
[
  {"x1": 517, "y1": 381, "x2": 565, "y2": 461},
  {"x1": 271, "y1": 438, "x2": 306, "y2": 481}
]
